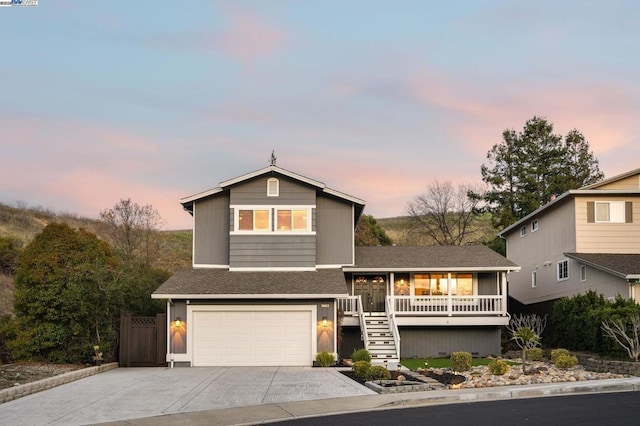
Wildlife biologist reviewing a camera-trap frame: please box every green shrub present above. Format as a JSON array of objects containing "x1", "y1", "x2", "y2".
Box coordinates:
[
  {"x1": 553, "y1": 353, "x2": 578, "y2": 369},
  {"x1": 367, "y1": 365, "x2": 391, "y2": 380},
  {"x1": 488, "y1": 359, "x2": 509, "y2": 376},
  {"x1": 551, "y1": 348, "x2": 570, "y2": 364},
  {"x1": 450, "y1": 351, "x2": 472, "y2": 372},
  {"x1": 352, "y1": 348, "x2": 371, "y2": 363},
  {"x1": 352, "y1": 360, "x2": 371, "y2": 379},
  {"x1": 315, "y1": 351, "x2": 335, "y2": 367},
  {"x1": 526, "y1": 347, "x2": 543, "y2": 361}
]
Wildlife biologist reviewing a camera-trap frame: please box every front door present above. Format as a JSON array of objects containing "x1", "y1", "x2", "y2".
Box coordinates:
[{"x1": 353, "y1": 275, "x2": 387, "y2": 312}]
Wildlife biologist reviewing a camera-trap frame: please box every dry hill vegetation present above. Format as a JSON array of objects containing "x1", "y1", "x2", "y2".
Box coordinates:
[{"x1": 0, "y1": 202, "x2": 192, "y2": 318}]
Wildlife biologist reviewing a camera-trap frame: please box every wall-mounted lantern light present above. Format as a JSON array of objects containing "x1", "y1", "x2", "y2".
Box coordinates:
[{"x1": 321, "y1": 317, "x2": 328, "y2": 328}]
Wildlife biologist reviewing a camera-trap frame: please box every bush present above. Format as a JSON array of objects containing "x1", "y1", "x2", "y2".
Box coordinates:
[
  {"x1": 526, "y1": 347, "x2": 543, "y2": 361},
  {"x1": 450, "y1": 351, "x2": 472, "y2": 372},
  {"x1": 352, "y1": 348, "x2": 371, "y2": 363},
  {"x1": 367, "y1": 365, "x2": 391, "y2": 380},
  {"x1": 488, "y1": 359, "x2": 509, "y2": 376},
  {"x1": 352, "y1": 361, "x2": 371, "y2": 379},
  {"x1": 315, "y1": 351, "x2": 335, "y2": 367},
  {"x1": 550, "y1": 348, "x2": 570, "y2": 364},
  {"x1": 554, "y1": 353, "x2": 578, "y2": 369}
]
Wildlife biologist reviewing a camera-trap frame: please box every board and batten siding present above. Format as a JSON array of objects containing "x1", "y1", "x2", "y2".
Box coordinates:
[
  {"x1": 229, "y1": 234, "x2": 316, "y2": 268},
  {"x1": 315, "y1": 194, "x2": 355, "y2": 266},
  {"x1": 229, "y1": 175, "x2": 316, "y2": 205},
  {"x1": 575, "y1": 265, "x2": 631, "y2": 300},
  {"x1": 399, "y1": 327, "x2": 501, "y2": 358},
  {"x1": 575, "y1": 196, "x2": 640, "y2": 253},
  {"x1": 506, "y1": 199, "x2": 577, "y2": 304},
  {"x1": 193, "y1": 195, "x2": 230, "y2": 266}
]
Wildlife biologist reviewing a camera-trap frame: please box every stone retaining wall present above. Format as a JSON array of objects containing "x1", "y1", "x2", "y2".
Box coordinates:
[
  {"x1": 0, "y1": 362, "x2": 118, "y2": 404},
  {"x1": 574, "y1": 353, "x2": 640, "y2": 376}
]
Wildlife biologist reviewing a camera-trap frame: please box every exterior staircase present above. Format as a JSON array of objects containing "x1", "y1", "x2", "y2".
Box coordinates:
[{"x1": 363, "y1": 313, "x2": 399, "y2": 365}]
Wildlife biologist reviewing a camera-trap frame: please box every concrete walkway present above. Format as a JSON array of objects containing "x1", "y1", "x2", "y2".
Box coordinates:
[{"x1": 1, "y1": 366, "x2": 640, "y2": 426}]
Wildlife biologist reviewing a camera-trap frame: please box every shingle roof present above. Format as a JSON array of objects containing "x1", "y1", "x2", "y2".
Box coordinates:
[
  {"x1": 347, "y1": 246, "x2": 519, "y2": 271},
  {"x1": 564, "y1": 253, "x2": 640, "y2": 279},
  {"x1": 152, "y1": 268, "x2": 349, "y2": 298}
]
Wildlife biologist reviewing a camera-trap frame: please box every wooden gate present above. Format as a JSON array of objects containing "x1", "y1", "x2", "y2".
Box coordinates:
[{"x1": 119, "y1": 313, "x2": 167, "y2": 367}]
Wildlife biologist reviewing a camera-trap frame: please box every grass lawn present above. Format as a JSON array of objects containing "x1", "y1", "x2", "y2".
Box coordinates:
[{"x1": 400, "y1": 357, "x2": 519, "y2": 370}]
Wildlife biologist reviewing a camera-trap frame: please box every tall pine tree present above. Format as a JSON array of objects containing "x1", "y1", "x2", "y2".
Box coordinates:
[{"x1": 481, "y1": 116, "x2": 603, "y2": 230}]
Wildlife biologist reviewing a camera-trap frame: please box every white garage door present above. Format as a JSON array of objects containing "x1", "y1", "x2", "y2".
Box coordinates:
[{"x1": 192, "y1": 308, "x2": 314, "y2": 366}]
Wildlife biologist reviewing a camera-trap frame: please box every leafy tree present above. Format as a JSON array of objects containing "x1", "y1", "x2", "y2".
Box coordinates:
[
  {"x1": 8, "y1": 223, "x2": 168, "y2": 364},
  {"x1": 355, "y1": 215, "x2": 392, "y2": 246},
  {"x1": 98, "y1": 199, "x2": 165, "y2": 266},
  {"x1": 10, "y1": 223, "x2": 118, "y2": 363},
  {"x1": 480, "y1": 116, "x2": 603, "y2": 230},
  {"x1": 407, "y1": 180, "x2": 484, "y2": 245}
]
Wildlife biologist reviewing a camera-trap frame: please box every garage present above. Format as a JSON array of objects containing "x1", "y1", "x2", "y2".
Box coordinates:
[{"x1": 190, "y1": 305, "x2": 316, "y2": 366}]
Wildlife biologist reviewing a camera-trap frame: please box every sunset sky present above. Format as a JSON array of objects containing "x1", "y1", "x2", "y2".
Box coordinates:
[{"x1": 2, "y1": 1, "x2": 639, "y2": 229}]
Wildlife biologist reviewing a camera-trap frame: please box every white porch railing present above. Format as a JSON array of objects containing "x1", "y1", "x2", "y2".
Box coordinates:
[
  {"x1": 337, "y1": 295, "x2": 360, "y2": 317},
  {"x1": 392, "y1": 295, "x2": 504, "y2": 315},
  {"x1": 386, "y1": 296, "x2": 401, "y2": 359}
]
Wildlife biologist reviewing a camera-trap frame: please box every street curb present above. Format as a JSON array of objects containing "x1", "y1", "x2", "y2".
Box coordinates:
[{"x1": 0, "y1": 362, "x2": 119, "y2": 404}]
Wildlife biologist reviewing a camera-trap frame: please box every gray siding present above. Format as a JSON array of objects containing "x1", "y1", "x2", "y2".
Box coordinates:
[
  {"x1": 316, "y1": 194, "x2": 354, "y2": 265},
  {"x1": 477, "y1": 273, "x2": 498, "y2": 295},
  {"x1": 506, "y1": 199, "x2": 577, "y2": 304},
  {"x1": 230, "y1": 234, "x2": 316, "y2": 268},
  {"x1": 230, "y1": 176, "x2": 315, "y2": 205},
  {"x1": 193, "y1": 195, "x2": 230, "y2": 265},
  {"x1": 399, "y1": 327, "x2": 501, "y2": 358}
]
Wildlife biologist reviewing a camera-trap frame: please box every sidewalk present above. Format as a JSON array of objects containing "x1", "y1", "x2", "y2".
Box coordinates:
[{"x1": 98, "y1": 376, "x2": 640, "y2": 426}]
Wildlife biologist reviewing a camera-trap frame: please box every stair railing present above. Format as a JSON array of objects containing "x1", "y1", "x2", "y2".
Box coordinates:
[
  {"x1": 386, "y1": 296, "x2": 401, "y2": 360},
  {"x1": 357, "y1": 294, "x2": 369, "y2": 349}
]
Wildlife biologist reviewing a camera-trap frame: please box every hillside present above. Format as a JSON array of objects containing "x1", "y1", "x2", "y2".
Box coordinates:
[{"x1": 0, "y1": 202, "x2": 193, "y2": 318}]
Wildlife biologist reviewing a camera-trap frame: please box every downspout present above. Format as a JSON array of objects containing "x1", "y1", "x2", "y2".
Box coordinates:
[{"x1": 168, "y1": 299, "x2": 173, "y2": 368}]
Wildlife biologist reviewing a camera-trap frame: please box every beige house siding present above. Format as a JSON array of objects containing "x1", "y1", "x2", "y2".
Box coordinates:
[
  {"x1": 575, "y1": 196, "x2": 640, "y2": 253},
  {"x1": 593, "y1": 175, "x2": 640, "y2": 190}
]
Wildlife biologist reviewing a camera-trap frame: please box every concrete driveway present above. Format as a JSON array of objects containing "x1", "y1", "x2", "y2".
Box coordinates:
[{"x1": 0, "y1": 366, "x2": 374, "y2": 426}]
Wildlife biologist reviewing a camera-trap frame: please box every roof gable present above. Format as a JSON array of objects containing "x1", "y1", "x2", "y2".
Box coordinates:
[{"x1": 179, "y1": 165, "x2": 366, "y2": 218}]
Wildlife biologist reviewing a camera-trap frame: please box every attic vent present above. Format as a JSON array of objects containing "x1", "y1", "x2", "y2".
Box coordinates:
[{"x1": 267, "y1": 178, "x2": 279, "y2": 197}]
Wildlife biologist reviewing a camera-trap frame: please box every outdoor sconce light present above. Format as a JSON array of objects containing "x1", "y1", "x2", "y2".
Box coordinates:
[
  {"x1": 321, "y1": 317, "x2": 328, "y2": 328},
  {"x1": 173, "y1": 317, "x2": 182, "y2": 327}
]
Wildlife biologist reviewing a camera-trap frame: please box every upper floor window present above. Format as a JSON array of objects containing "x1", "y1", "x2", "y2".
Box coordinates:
[
  {"x1": 531, "y1": 219, "x2": 539, "y2": 232},
  {"x1": 595, "y1": 201, "x2": 625, "y2": 223},
  {"x1": 580, "y1": 265, "x2": 587, "y2": 282},
  {"x1": 233, "y1": 206, "x2": 312, "y2": 233},
  {"x1": 267, "y1": 178, "x2": 279, "y2": 197},
  {"x1": 557, "y1": 259, "x2": 569, "y2": 281},
  {"x1": 520, "y1": 225, "x2": 527, "y2": 237}
]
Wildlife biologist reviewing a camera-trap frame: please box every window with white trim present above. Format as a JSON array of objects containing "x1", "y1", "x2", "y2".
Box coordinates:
[
  {"x1": 267, "y1": 178, "x2": 279, "y2": 197},
  {"x1": 531, "y1": 270, "x2": 537, "y2": 288},
  {"x1": 531, "y1": 219, "x2": 539, "y2": 232},
  {"x1": 557, "y1": 260, "x2": 569, "y2": 281},
  {"x1": 580, "y1": 265, "x2": 587, "y2": 282},
  {"x1": 595, "y1": 201, "x2": 625, "y2": 223},
  {"x1": 520, "y1": 225, "x2": 527, "y2": 237},
  {"x1": 233, "y1": 206, "x2": 312, "y2": 233}
]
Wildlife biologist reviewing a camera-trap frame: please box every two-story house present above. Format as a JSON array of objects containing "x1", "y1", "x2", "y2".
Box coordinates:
[
  {"x1": 499, "y1": 167, "x2": 640, "y2": 316},
  {"x1": 153, "y1": 165, "x2": 519, "y2": 367}
]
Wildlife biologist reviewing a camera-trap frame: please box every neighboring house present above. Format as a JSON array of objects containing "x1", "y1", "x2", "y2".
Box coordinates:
[
  {"x1": 153, "y1": 165, "x2": 519, "y2": 367},
  {"x1": 498, "y1": 168, "x2": 640, "y2": 315}
]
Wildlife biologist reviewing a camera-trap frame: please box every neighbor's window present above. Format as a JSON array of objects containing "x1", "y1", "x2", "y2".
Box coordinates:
[
  {"x1": 595, "y1": 201, "x2": 625, "y2": 223},
  {"x1": 531, "y1": 219, "x2": 539, "y2": 232},
  {"x1": 580, "y1": 265, "x2": 587, "y2": 282},
  {"x1": 267, "y1": 178, "x2": 279, "y2": 197},
  {"x1": 520, "y1": 225, "x2": 527, "y2": 237},
  {"x1": 235, "y1": 207, "x2": 311, "y2": 233},
  {"x1": 394, "y1": 273, "x2": 411, "y2": 296},
  {"x1": 557, "y1": 260, "x2": 569, "y2": 281},
  {"x1": 450, "y1": 273, "x2": 473, "y2": 295},
  {"x1": 531, "y1": 270, "x2": 537, "y2": 288}
]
